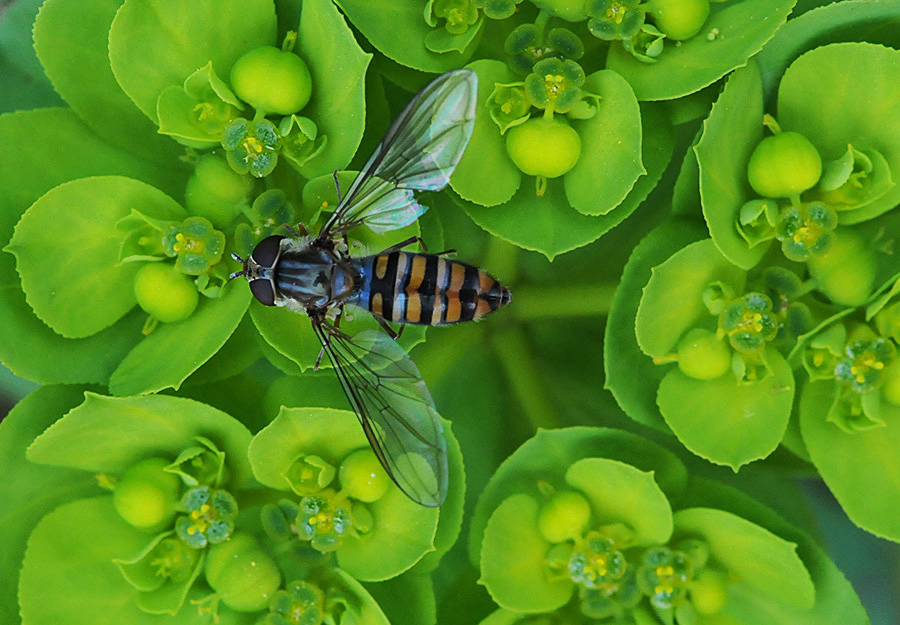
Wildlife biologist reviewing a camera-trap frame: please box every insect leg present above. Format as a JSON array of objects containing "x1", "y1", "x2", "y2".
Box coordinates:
[
  {"x1": 378, "y1": 236, "x2": 427, "y2": 254},
  {"x1": 376, "y1": 237, "x2": 457, "y2": 257},
  {"x1": 333, "y1": 169, "x2": 343, "y2": 204},
  {"x1": 312, "y1": 307, "x2": 352, "y2": 370},
  {"x1": 285, "y1": 223, "x2": 309, "y2": 238},
  {"x1": 374, "y1": 315, "x2": 400, "y2": 340}
]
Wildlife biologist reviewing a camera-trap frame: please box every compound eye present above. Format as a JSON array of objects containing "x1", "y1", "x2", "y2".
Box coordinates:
[
  {"x1": 249, "y1": 279, "x2": 276, "y2": 306},
  {"x1": 251, "y1": 235, "x2": 285, "y2": 268}
]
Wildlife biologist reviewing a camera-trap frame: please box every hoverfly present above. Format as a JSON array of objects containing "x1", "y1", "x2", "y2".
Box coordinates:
[{"x1": 230, "y1": 70, "x2": 511, "y2": 507}]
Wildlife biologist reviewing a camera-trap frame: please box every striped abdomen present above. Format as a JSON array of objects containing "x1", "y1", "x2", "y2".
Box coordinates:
[{"x1": 356, "y1": 252, "x2": 511, "y2": 325}]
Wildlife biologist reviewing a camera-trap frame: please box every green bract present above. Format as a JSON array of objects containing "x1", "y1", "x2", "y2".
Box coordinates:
[
  {"x1": 471, "y1": 428, "x2": 831, "y2": 623},
  {"x1": 247, "y1": 407, "x2": 462, "y2": 580}
]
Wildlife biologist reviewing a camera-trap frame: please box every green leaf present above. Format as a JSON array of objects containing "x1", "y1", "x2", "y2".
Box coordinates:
[
  {"x1": 450, "y1": 59, "x2": 522, "y2": 207},
  {"x1": 424, "y1": 16, "x2": 483, "y2": 54},
  {"x1": 674, "y1": 507, "x2": 815, "y2": 610},
  {"x1": 566, "y1": 70, "x2": 644, "y2": 216},
  {"x1": 565, "y1": 458, "x2": 673, "y2": 546},
  {"x1": 800, "y1": 379, "x2": 900, "y2": 541},
  {"x1": 635, "y1": 239, "x2": 746, "y2": 359},
  {"x1": 338, "y1": 483, "x2": 439, "y2": 581},
  {"x1": 695, "y1": 61, "x2": 769, "y2": 270},
  {"x1": 19, "y1": 497, "x2": 160, "y2": 625},
  {"x1": 33, "y1": 0, "x2": 182, "y2": 164},
  {"x1": 335, "y1": 0, "x2": 475, "y2": 72},
  {"x1": 109, "y1": 281, "x2": 251, "y2": 395},
  {"x1": 468, "y1": 427, "x2": 687, "y2": 565},
  {"x1": 7, "y1": 176, "x2": 186, "y2": 338},
  {"x1": 182, "y1": 314, "x2": 262, "y2": 387},
  {"x1": 414, "y1": 420, "x2": 466, "y2": 573},
  {"x1": 777, "y1": 42, "x2": 900, "y2": 223},
  {"x1": 157, "y1": 63, "x2": 242, "y2": 147},
  {"x1": 0, "y1": 0, "x2": 64, "y2": 113},
  {"x1": 479, "y1": 493, "x2": 573, "y2": 612},
  {"x1": 248, "y1": 407, "x2": 440, "y2": 581},
  {"x1": 657, "y1": 348, "x2": 795, "y2": 470},
  {"x1": 319, "y1": 569, "x2": 394, "y2": 625},
  {"x1": 27, "y1": 392, "x2": 253, "y2": 483},
  {"x1": 364, "y1": 573, "x2": 435, "y2": 625},
  {"x1": 606, "y1": 0, "x2": 796, "y2": 101},
  {"x1": 19, "y1": 497, "x2": 250, "y2": 625},
  {"x1": 0, "y1": 108, "x2": 186, "y2": 247},
  {"x1": 815, "y1": 145, "x2": 894, "y2": 212},
  {"x1": 757, "y1": 0, "x2": 900, "y2": 98},
  {"x1": 0, "y1": 252, "x2": 145, "y2": 385},
  {"x1": 113, "y1": 531, "x2": 205, "y2": 614},
  {"x1": 108, "y1": 0, "x2": 277, "y2": 123},
  {"x1": 672, "y1": 131, "x2": 702, "y2": 217},
  {"x1": 0, "y1": 386, "x2": 100, "y2": 625},
  {"x1": 249, "y1": 406, "x2": 371, "y2": 491},
  {"x1": 262, "y1": 370, "x2": 351, "y2": 417},
  {"x1": 605, "y1": 221, "x2": 709, "y2": 430},
  {"x1": 295, "y1": 0, "x2": 372, "y2": 178},
  {"x1": 461, "y1": 103, "x2": 673, "y2": 259},
  {"x1": 681, "y1": 477, "x2": 868, "y2": 625}
]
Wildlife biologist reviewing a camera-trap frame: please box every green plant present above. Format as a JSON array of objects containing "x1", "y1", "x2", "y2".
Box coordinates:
[{"x1": 2, "y1": 0, "x2": 900, "y2": 624}]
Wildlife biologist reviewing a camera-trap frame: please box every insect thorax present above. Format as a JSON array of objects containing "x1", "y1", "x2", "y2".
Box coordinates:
[{"x1": 273, "y1": 241, "x2": 362, "y2": 311}]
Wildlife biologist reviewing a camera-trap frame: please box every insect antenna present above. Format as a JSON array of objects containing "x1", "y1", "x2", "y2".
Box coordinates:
[{"x1": 228, "y1": 252, "x2": 245, "y2": 281}]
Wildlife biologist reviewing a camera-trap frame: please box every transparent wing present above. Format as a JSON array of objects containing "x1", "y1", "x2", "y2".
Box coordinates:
[
  {"x1": 319, "y1": 69, "x2": 478, "y2": 239},
  {"x1": 311, "y1": 323, "x2": 448, "y2": 507}
]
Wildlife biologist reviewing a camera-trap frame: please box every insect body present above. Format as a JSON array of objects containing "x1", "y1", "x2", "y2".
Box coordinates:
[
  {"x1": 231, "y1": 70, "x2": 511, "y2": 507},
  {"x1": 245, "y1": 238, "x2": 511, "y2": 326}
]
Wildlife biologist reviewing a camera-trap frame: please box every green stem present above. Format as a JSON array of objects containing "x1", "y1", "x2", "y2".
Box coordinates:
[
  {"x1": 762, "y1": 113, "x2": 781, "y2": 135},
  {"x1": 493, "y1": 325, "x2": 560, "y2": 430},
  {"x1": 534, "y1": 10, "x2": 551, "y2": 40},
  {"x1": 511, "y1": 284, "x2": 617, "y2": 320}
]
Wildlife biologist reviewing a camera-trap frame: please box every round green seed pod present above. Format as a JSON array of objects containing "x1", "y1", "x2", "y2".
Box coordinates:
[
  {"x1": 880, "y1": 359, "x2": 900, "y2": 406},
  {"x1": 645, "y1": 0, "x2": 711, "y2": 40},
  {"x1": 747, "y1": 131, "x2": 822, "y2": 199},
  {"x1": 677, "y1": 328, "x2": 731, "y2": 380},
  {"x1": 185, "y1": 154, "x2": 253, "y2": 228},
  {"x1": 537, "y1": 490, "x2": 592, "y2": 543},
  {"x1": 230, "y1": 46, "x2": 312, "y2": 115},
  {"x1": 113, "y1": 457, "x2": 181, "y2": 528},
  {"x1": 807, "y1": 230, "x2": 876, "y2": 307},
  {"x1": 339, "y1": 449, "x2": 391, "y2": 503},
  {"x1": 532, "y1": 0, "x2": 588, "y2": 22},
  {"x1": 134, "y1": 263, "x2": 199, "y2": 323},
  {"x1": 205, "y1": 533, "x2": 281, "y2": 612},
  {"x1": 690, "y1": 569, "x2": 727, "y2": 615},
  {"x1": 506, "y1": 117, "x2": 582, "y2": 178}
]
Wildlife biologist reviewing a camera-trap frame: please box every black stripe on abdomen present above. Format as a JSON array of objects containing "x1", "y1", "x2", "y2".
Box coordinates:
[{"x1": 367, "y1": 252, "x2": 398, "y2": 321}]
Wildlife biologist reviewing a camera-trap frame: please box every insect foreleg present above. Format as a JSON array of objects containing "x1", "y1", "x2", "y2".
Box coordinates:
[
  {"x1": 312, "y1": 308, "x2": 352, "y2": 370},
  {"x1": 284, "y1": 223, "x2": 309, "y2": 239}
]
